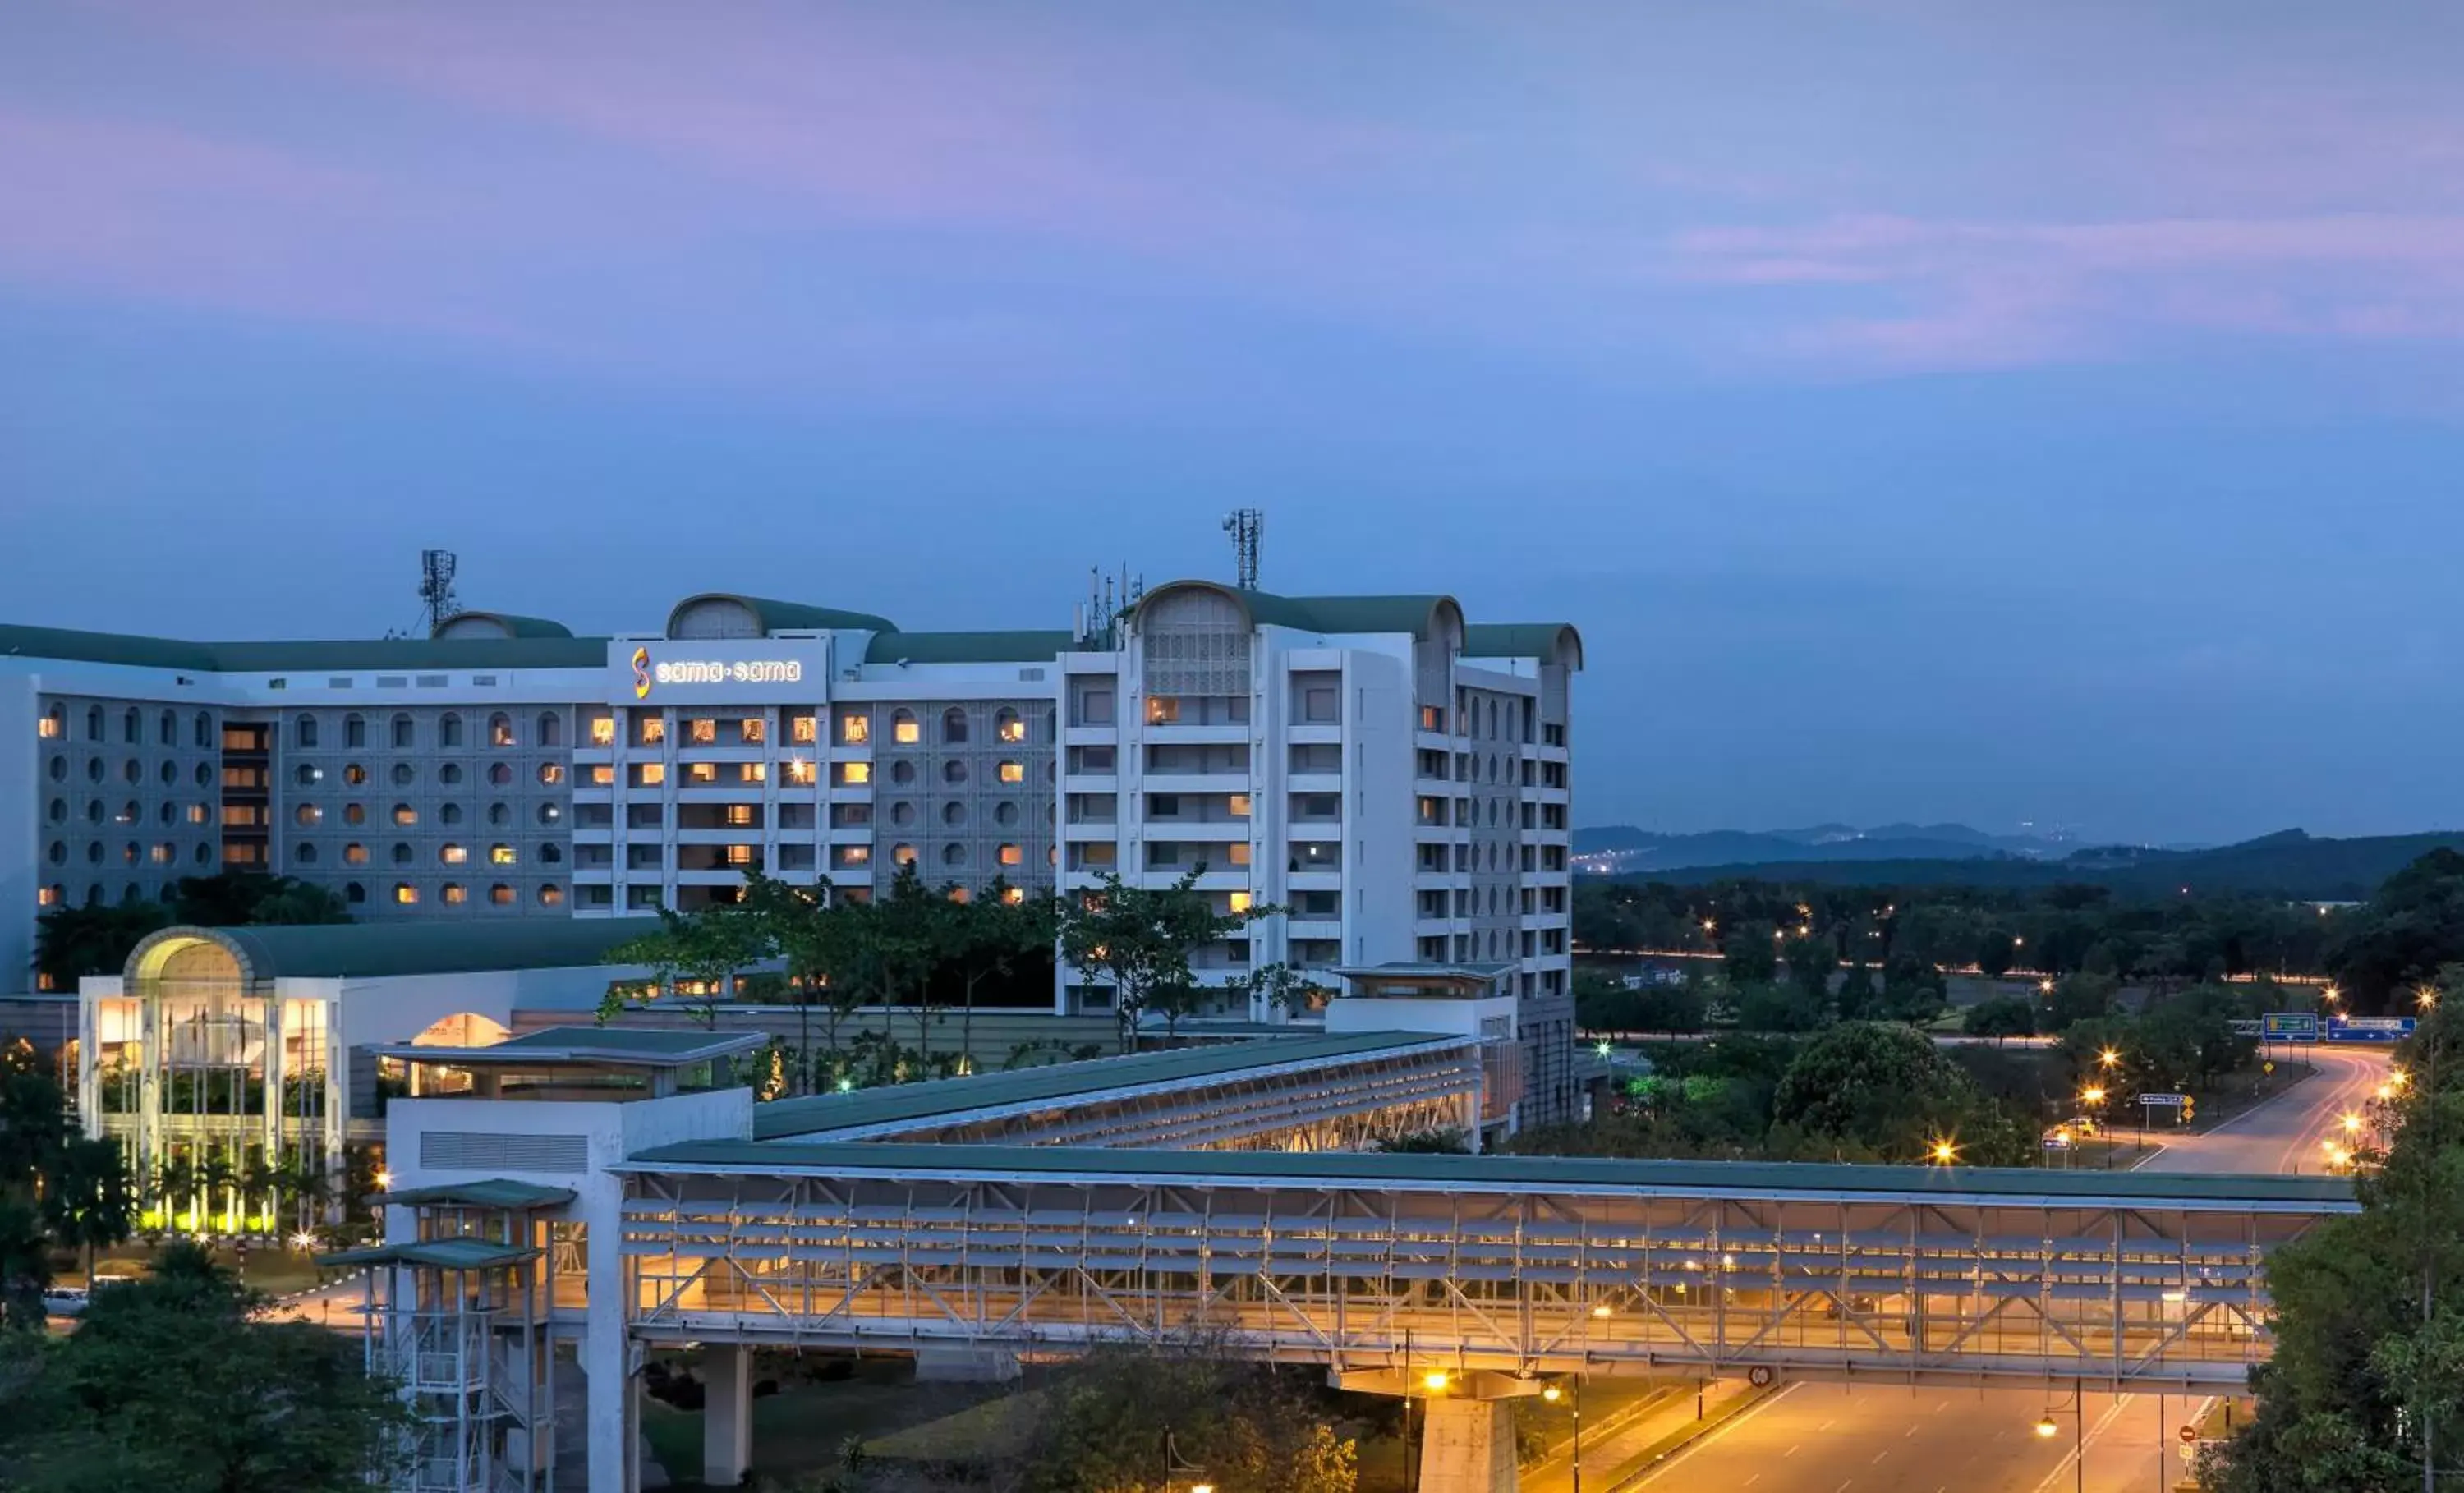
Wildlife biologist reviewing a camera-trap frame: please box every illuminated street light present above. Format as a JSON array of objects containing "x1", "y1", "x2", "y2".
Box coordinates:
[
  {"x1": 2080, "y1": 1086, "x2": 2106, "y2": 1105},
  {"x1": 1591, "y1": 1303, "x2": 1613, "y2": 1318},
  {"x1": 1542, "y1": 1385, "x2": 1562, "y2": 1403},
  {"x1": 2099, "y1": 1049, "x2": 2121, "y2": 1070},
  {"x1": 2420, "y1": 988, "x2": 2441, "y2": 1012},
  {"x1": 1594, "y1": 1041, "x2": 1613, "y2": 1059},
  {"x1": 2035, "y1": 1416, "x2": 2060, "y2": 1439},
  {"x1": 1424, "y1": 1371, "x2": 1450, "y2": 1393},
  {"x1": 2039, "y1": 979, "x2": 2055, "y2": 995},
  {"x1": 2392, "y1": 1068, "x2": 2411, "y2": 1089},
  {"x1": 2342, "y1": 1113, "x2": 2364, "y2": 1134},
  {"x1": 1929, "y1": 1140, "x2": 1959, "y2": 1165},
  {"x1": 372, "y1": 1169, "x2": 393, "y2": 1192}
]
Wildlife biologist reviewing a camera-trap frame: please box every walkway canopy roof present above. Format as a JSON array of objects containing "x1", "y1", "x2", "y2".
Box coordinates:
[{"x1": 121, "y1": 917, "x2": 664, "y2": 985}]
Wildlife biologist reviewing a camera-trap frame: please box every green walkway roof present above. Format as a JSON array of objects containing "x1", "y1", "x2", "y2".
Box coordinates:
[
  {"x1": 752, "y1": 1031, "x2": 1469, "y2": 1141},
  {"x1": 0, "y1": 623, "x2": 608, "y2": 673},
  {"x1": 628, "y1": 1140, "x2": 2361, "y2": 1211},
  {"x1": 321, "y1": 1238, "x2": 540, "y2": 1270},
  {"x1": 373, "y1": 1179, "x2": 577, "y2": 1210}
]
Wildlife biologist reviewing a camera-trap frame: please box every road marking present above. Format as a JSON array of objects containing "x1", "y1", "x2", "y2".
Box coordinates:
[
  {"x1": 1821, "y1": 1419, "x2": 1837, "y2": 1431},
  {"x1": 2030, "y1": 1394, "x2": 2137, "y2": 1493},
  {"x1": 2122, "y1": 1142, "x2": 2169, "y2": 1170},
  {"x1": 1871, "y1": 1450, "x2": 1890, "y2": 1465},
  {"x1": 1834, "y1": 1481, "x2": 1853, "y2": 1493},
  {"x1": 1785, "y1": 1445, "x2": 1800, "y2": 1457},
  {"x1": 1904, "y1": 1423, "x2": 1919, "y2": 1437},
  {"x1": 1629, "y1": 1382, "x2": 1802, "y2": 1488},
  {"x1": 1745, "y1": 1477, "x2": 1759, "y2": 1487}
]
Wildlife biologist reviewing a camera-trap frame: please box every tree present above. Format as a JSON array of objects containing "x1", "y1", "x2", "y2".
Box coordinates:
[
  {"x1": 603, "y1": 900, "x2": 777, "y2": 1029},
  {"x1": 1248, "y1": 961, "x2": 1335, "y2": 1020},
  {"x1": 40, "y1": 1138, "x2": 135, "y2": 1288},
  {"x1": 1965, "y1": 996, "x2": 2037, "y2": 1042},
  {"x1": 0, "y1": 1242, "x2": 411, "y2": 1491},
  {"x1": 741, "y1": 870, "x2": 862, "y2": 1094},
  {"x1": 1732, "y1": 981, "x2": 1826, "y2": 1034},
  {"x1": 1975, "y1": 930, "x2": 2017, "y2": 979},
  {"x1": 242, "y1": 880, "x2": 351, "y2": 926},
  {"x1": 1721, "y1": 922, "x2": 1780, "y2": 985},
  {"x1": 1631, "y1": 982, "x2": 1707, "y2": 1038},
  {"x1": 1016, "y1": 1340, "x2": 1355, "y2": 1493},
  {"x1": 2324, "y1": 851, "x2": 2464, "y2": 1015},
  {"x1": 939, "y1": 880, "x2": 1060, "y2": 1071},
  {"x1": 30, "y1": 901, "x2": 171, "y2": 993},
  {"x1": 2043, "y1": 972, "x2": 2117, "y2": 1031},
  {"x1": 1058, "y1": 870, "x2": 1271, "y2": 1052},
  {"x1": 1785, "y1": 932, "x2": 1836, "y2": 1005},
  {"x1": 1834, "y1": 962, "x2": 1880, "y2": 1020},
  {"x1": 1771, "y1": 1022, "x2": 2020, "y2": 1163}
]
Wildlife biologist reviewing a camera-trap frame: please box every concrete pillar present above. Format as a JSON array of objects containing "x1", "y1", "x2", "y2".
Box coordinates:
[
  {"x1": 916, "y1": 1346, "x2": 1023, "y2": 1383},
  {"x1": 1418, "y1": 1399, "x2": 1517, "y2": 1493},
  {"x1": 583, "y1": 1192, "x2": 633, "y2": 1493},
  {"x1": 702, "y1": 1344, "x2": 752, "y2": 1487}
]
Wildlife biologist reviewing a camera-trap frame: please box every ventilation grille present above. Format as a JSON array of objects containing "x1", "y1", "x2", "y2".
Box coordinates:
[{"x1": 420, "y1": 1131, "x2": 589, "y2": 1172}]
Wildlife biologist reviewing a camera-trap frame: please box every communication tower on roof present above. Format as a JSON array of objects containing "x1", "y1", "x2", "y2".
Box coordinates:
[
  {"x1": 417, "y1": 549, "x2": 460, "y2": 637},
  {"x1": 1222, "y1": 508, "x2": 1263, "y2": 590}
]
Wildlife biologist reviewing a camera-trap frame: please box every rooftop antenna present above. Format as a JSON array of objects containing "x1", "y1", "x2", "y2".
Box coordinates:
[
  {"x1": 417, "y1": 549, "x2": 460, "y2": 637},
  {"x1": 1222, "y1": 508, "x2": 1263, "y2": 590}
]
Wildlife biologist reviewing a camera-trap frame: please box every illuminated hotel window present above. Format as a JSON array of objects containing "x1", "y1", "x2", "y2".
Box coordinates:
[
  {"x1": 1228, "y1": 843, "x2": 1252, "y2": 866},
  {"x1": 588, "y1": 765, "x2": 615, "y2": 786},
  {"x1": 441, "y1": 883, "x2": 467, "y2": 905},
  {"x1": 491, "y1": 884, "x2": 515, "y2": 905},
  {"x1": 490, "y1": 844, "x2": 517, "y2": 866},
  {"x1": 789, "y1": 714, "x2": 818, "y2": 745},
  {"x1": 998, "y1": 761, "x2": 1025, "y2": 784},
  {"x1": 489, "y1": 713, "x2": 514, "y2": 747},
  {"x1": 723, "y1": 804, "x2": 756, "y2": 827},
  {"x1": 638, "y1": 716, "x2": 667, "y2": 746},
  {"x1": 891, "y1": 710, "x2": 919, "y2": 744},
  {"x1": 1145, "y1": 696, "x2": 1180, "y2": 724},
  {"x1": 687, "y1": 761, "x2": 718, "y2": 784},
  {"x1": 393, "y1": 804, "x2": 417, "y2": 826},
  {"x1": 538, "y1": 884, "x2": 563, "y2": 906},
  {"x1": 838, "y1": 845, "x2": 871, "y2": 866},
  {"x1": 996, "y1": 709, "x2": 1025, "y2": 742},
  {"x1": 891, "y1": 843, "x2": 916, "y2": 866},
  {"x1": 1001, "y1": 885, "x2": 1025, "y2": 905},
  {"x1": 344, "y1": 803, "x2": 366, "y2": 825},
  {"x1": 539, "y1": 763, "x2": 565, "y2": 786},
  {"x1": 37, "y1": 707, "x2": 62, "y2": 740},
  {"x1": 838, "y1": 714, "x2": 867, "y2": 745},
  {"x1": 38, "y1": 885, "x2": 61, "y2": 907},
  {"x1": 724, "y1": 845, "x2": 756, "y2": 866},
  {"x1": 998, "y1": 843, "x2": 1023, "y2": 866},
  {"x1": 838, "y1": 762, "x2": 871, "y2": 787},
  {"x1": 440, "y1": 844, "x2": 468, "y2": 865},
  {"x1": 1229, "y1": 891, "x2": 1253, "y2": 912},
  {"x1": 784, "y1": 760, "x2": 816, "y2": 786},
  {"x1": 344, "y1": 843, "x2": 368, "y2": 865},
  {"x1": 150, "y1": 843, "x2": 173, "y2": 864},
  {"x1": 687, "y1": 718, "x2": 716, "y2": 745},
  {"x1": 739, "y1": 762, "x2": 766, "y2": 784},
  {"x1": 187, "y1": 805, "x2": 210, "y2": 825},
  {"x1": 590, "y1": 718, "x2": 616, "y2": 746},
  {"x1": 635, "y1": 763, "x2": 667, "y2": 787},
  {"x1": 739, "y1": 718, "x2": 765, "y2": 745},
  {"x1": 393, "y1": 883, "x2": 418, "y2": 905},
  {"x1": 343, "y1": 765, "x2": 367, "y2": 786}
]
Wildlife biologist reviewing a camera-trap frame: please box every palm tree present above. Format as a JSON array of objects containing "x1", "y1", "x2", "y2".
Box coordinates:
[
  {"x1": 153, "y1": 1153, "x2": 199, "y2": 1231},
  {"x1": 240, "y1": 1151, "x2": 286, "y2": 1236},
  {"x1": 43, "y1": 1137, "x2": 136, "y2": 1284},
  {"x1": 195, "y1": 1151, "x2": 238, "y2": 1233}
]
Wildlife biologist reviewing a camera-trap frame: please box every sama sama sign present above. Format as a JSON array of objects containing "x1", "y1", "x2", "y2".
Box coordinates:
[{"x1": 627, "y1": 646, "x2": 805, "y2": 700}]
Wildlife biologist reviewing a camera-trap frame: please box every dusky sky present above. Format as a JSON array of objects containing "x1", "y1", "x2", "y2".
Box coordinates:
[{"x1": 3, "y1": 2, "x2": 2460, "y2": 843}]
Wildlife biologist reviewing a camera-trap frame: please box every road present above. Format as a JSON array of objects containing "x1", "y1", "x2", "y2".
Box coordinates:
[{"x1": 1626, "y1": 1045, "x2": 2387, "y2": 1493}]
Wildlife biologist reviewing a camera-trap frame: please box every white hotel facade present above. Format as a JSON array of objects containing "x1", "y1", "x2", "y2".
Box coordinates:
[{"x1": 2, "y1": 583, "x2": 1584, "y2": 1123}]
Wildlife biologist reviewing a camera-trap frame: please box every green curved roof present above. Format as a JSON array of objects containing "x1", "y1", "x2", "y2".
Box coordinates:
[
  {"x1": 434, "y1": 611, "x2": 576, "y2": 639},
  {"x1": 126, "y1": 916, "x2": 664, "y2": 982},
  {"x1": 1135, "y1": 584, "x2": 1463, "y2": 641},
  {"x1": 863, "y1": 630, "x2": 1077, "y2": 665},
  {"x1": 1464, "y1": 622, "x2": 1584, "y2": 667},
  {"x1": 0, "y1": 624, "x2": 607, "y2": 673},
  {"x1": 665, "y1": 594, "x2": 897, "y2": 637}
]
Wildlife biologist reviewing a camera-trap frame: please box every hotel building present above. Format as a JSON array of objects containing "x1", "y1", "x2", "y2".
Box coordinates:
[{"x1": 4, "y1": 581, "x2": 1583, "y2": 1123}]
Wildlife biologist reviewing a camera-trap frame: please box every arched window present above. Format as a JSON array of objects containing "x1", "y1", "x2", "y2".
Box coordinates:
[
  {"x1": 46, "y1": 756, "x2": 64, "y2": 783},
  {"x1": 193, "y1": 711, "x2": 211, "y2": 748},
  {"x1": 440, "y1": 803, "x2": 463, "y2": 825},
  {"x1": 84, "y1": 843, "x2": 102, "y2": 864},
  {"x1": 122, "y1": 842, "x2": 138, "y2": 865},
  {"x1": 45, "y1": 799, "x2": 63, "y2": 824},
  {"x1": 489, "y1": 713, "x2": 514, "y2": 747},
  {"x1": 40, "y1": 704, "x2": 65, "y2": 739},
  {"x1": 439, "y1": 714, "x2": 462, "y2": 748},
  {"x1": 536, "y1": 712, "x2": 562, "y2": 747},
  {"x1": 85, "y1": 759, "x2": 103, "y2": 783},
  {"x1": 488, "y1": 802, "x2": 511, "y2": 826},
  {"x1": 344, "y1": 714, "x2": 366, "y2": 747},
  {"x1": 294, "y1": 763, "x2": 322, "y2": 788},
  {"x1": 158, "y1": 709, "x2": 175, "y2": 746},
  {"x1": 193, "y1": 842, "x2": 211, "y2": 865},
  {"x1": 157, "y1": 802, "x2": 175, "y2": 825},
  {"x1": 296, "y1": 843, "x2": 319, "y2": 865},
  {"x1": 296, "y1": 804, "x2": 321, "y2": 826},
  {"x1": 393, "y1": 843, "x2": 414, "y2": 865},
  {"x1": 890, "y1": 709, "x2": 919, "y2": 745},
  {"x1": 342, "y1": 765, "x2": 367, "y2": 786},
  {"x1": 942, "y1": 760, "x2": 968, "y2": 784},
  {"x1": 891, "y1": 843, "x2": 917, "y2": 866},
  {"x1": 890, "y1": 760, "x2": 916, "y2": 785},
  {"x1": 995, "y1": 707, "x2": 1024, "y2": 743},
  {"x1": 439, "y1": 763, "x2": 463, "y2": 785},
  {"x1": 122, "y1": 708, "x2": 140, "y2": 745},
  {"x1": 193, "y1": 761, "x2": 213, "y2": 787},
  {"x1": 538, "y1": 884, "x2": 564, "y2": 907},
  {"x1": 84, "y1": 801, "x2": 103, "y2": 825},
  {"x1": 159, "y1": 760, "x2": 176, "y2": 785},
  {"x1": 344, "y1": 843, "x2": 368, "y2": 865},
  {"x1": 540, "y1": 843, "x2": 563, "y2": 864},
  {"x1": 393, "y1": 883, "x2": 418, "y2": 905},
  {"x1": 490, "y1": 884, "x2": 515, "y2": 906},
  {"x1": 45, "y1": 841, "x2": 63, "y2": 865},
  {"x1": 118, "y1": 798, "x2": 138, "y2": 823},
  {"x1": 122, "y1": 760, "x2": 141, "y2": 783},
  {"x1": 994, "y1": 801, "x2": 1019, "y2": 826},
  {"x1": 488, "y1": 763, "x2": 513, "y2": 786},
  {"x1": 392, "y1": 803, "x2": 417, "y2": 825},
  {"x1": 83, "y1": 705, "x2": 103, "y2": 741},
  {"x1": 296, "y1": 714, "x2": 318, "y2": 748},
  {"x1": 441, "y1": 884, "x2": 467, "y2": 905},
  {"x1": 941, "y1": 843, "x2": 967, "y2": 867},
  {"x1": 941, "y1": 707, "x2": 969, "y2": 744},
  {"x1": 391, "y1": 714, "x2": 415, "y2": 749},
  {"x1": 344, "y1": 882, "x2": 365, "y2": 904},
  {"x1": 890, "y1": 802, "x2": 915, "y2": 826},
  {"x1": 941, "y1": 802, "x2": 966, "y2": 827}
]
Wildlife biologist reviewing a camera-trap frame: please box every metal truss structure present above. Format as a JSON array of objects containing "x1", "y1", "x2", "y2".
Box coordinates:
[
  {"x1": 618, "y1": 1154, "x2": 2353, "y2": 1388},
  {"x1": 810, "y1": 1043, "x2": 1483, "y2": 1153}
]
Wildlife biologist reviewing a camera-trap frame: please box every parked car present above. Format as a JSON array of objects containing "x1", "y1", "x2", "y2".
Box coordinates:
[{"x1": 41, "y1": 1286, "x2": 88, "y2": 1317}]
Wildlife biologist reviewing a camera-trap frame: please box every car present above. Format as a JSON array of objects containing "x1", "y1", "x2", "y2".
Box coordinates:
[{"x1": 41, "y1": 1287, "x2": 88, "y2": 1317}]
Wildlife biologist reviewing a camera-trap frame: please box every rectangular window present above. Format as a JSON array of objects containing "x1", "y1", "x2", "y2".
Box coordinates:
[
  {"x1": 1227, "y1": 842, "x2": 1251, "y2": 867},
  {"x1": 785, "y1": 714, "x2": 816, "y2": 745},
  {"x1": 442, "y1": 845, "x2": 469, "y2": 864},
  {"x1": 722, "y1": 804, "x2": 757, "y2": 827},
  {"x1": 1078, "y1": 688, "x2": 1115, "y2": 726},
  {"x1": 835, "y1": 845, "x2": 871, "y2": 867},
  {"x1": 1304, "y1": 688, "x2": 1338, "y2": 724},
  {"x1": 1072, "y1": 745, "x2": 1115, "y2": 774},
  {"x1": 637, "y1": 716, "x2": 667, "y2": 746},
  {"x1": 839, "y1": 714, "x2": 867, "y2": 745},
  {"x1": 1229, "y1": 891, "x2": 1253, "y2": 913},
  {"x1": 36, "y1": 716, "x2": 58, "y2": 739},
  {"x1": 1150, "y1": 794, "x2": 1180, "y2": 818},
  {"x1": 635, "y1": 763, "x2": 667, "y2": 787},
  {"x1": 1226, "y1": 793, "x2": 1251, "y2": 818},
  {"x1": 1419, "y1": 705, "x2": 1441, "y2": 730},
  {"x1": 739, "y1": 762, "x2": 766, "y2": 783},
  {"x1": 998, "y1": 843, "x2": 1023, "y2": 866},
  {"x1": 393, "y1": 884, "x2": 418, "y2": 904},
  {"x1": 687, "y1": 761, "x2": 718, "y2": 784},
  {"x1": 589, "y1": 765, "x2": 615, "y2": 786},
  {"x1": 739, "y1": 718, "x2": 766, "y2": 744},
  {"x1": 998, "y1": 716, "x2": 1027, "y2": 743},
  {"x1": 687, "y1": 718, "x2": 716, "y2": 745},
  {"x1": 784, "y1": 760, "x2": 816, "y2": 786},
  {"x1": 723, "y1": 845, "x2": 756, "y2": 866},
  {"x1": 1144, "y1": 696, "x2": 1180, "y2": 724},
  {"x1": 837, "y1": 762, "x2": 871, "y2": 786},
  {"x1": 893, "y1": 717, "x2": 922, "y2": 745},
  {"x1": 999, "y1": 761, "x2": 1025, "y2": 784},
  {"x1": 589, "y1": 718, "x2": 616, "y2": 746}
]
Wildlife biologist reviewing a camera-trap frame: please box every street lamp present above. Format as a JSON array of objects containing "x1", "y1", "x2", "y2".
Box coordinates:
[
  {"x1": 1542, "y1": 1378, "x2": 1585, "y2": 1493},
  {"x1": 2034, "y1": 1390, "x2": 2085, "y2": 1493},
  {"x1": 1164, "y1": 1431, "x2": 1207, "y2": 1493},
  {"x1": 2420, "y1": 988, "x2": 2441, "y2": 1012},
  {"x1": 2342, "y1": 1112, "x2": 2364, "y2": 1136},
  {"x1": 1929, "y1": 1139, "x2": 1959, "y2": 1165},
  {"x1": 2099, "y1": 1048, "x2": 2121, "y2": 1070}
]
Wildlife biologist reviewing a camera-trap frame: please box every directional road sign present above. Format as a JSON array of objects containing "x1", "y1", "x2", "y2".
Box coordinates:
[
  {"x1": 2262, "y1": 1013, "x2": 2319, "y2": 1042},
  {"x1": 2326, "y1": 1015, "x2": 2416, "y2": 1045}
]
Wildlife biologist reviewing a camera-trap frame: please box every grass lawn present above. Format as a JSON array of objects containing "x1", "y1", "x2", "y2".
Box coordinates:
[{"x1": 640, "y1": 1354, "x2": 1032, "y2": 1490}]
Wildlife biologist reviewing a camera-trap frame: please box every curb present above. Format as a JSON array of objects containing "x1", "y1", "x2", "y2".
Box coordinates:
[{"x1": 1602, "y1": 1381, "x2": 1780, "y2": 1491}]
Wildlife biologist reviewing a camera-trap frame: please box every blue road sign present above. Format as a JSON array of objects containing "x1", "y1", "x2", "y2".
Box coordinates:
[
  {"x1": 2135, "y1": 1092, "x2": 2189, "y2": 1107},
  {"x1": 2262, "y1": 1013, "x2": 2320, "y2": 1042},
  {"x1": 2326, "y1": 1015, "x2": 2416, "y2": 1044}
]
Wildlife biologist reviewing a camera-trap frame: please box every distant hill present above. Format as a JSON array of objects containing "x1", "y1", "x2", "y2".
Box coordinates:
[
  {"x1": 1599, "y1": 829, "x2": 2464, "y2": 902},
  {"x1": 1575, "y1": 821, "x2": 2074, "y2": 871}
]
